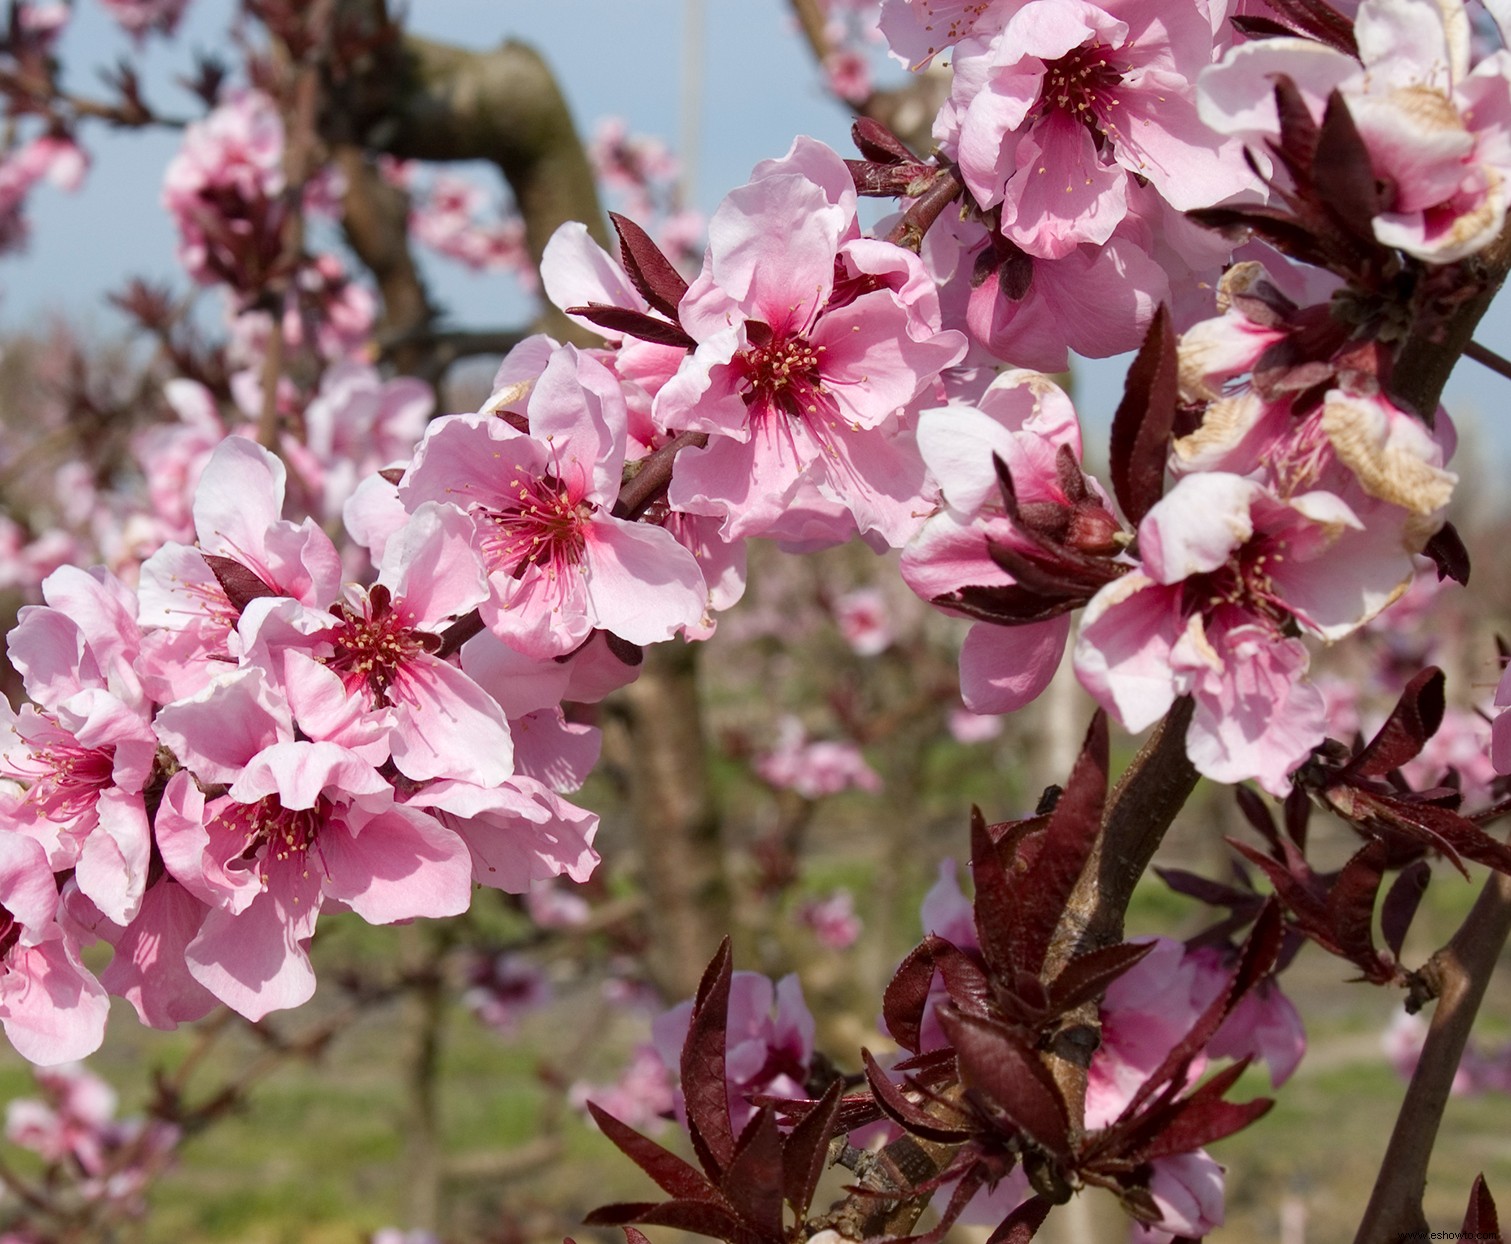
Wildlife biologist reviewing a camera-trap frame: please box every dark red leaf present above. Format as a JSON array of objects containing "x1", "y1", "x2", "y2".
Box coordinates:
[
  {"x1": 1424, "y1": 522, "x2": 1471, "y2": 585},
  {"x1": 928, "y1": 935, "x2": 994, "y2": 1017},
  {"x1": 985, "y1": 1194, "x2": 1053, "y2": 1244},
  {"x1": 566, "y1": 303, "x2": 696, "y2": 350},
  {"x1": 1012, "y1": 713, "x2": 1109, "y2": 977},
  {"x1": 1313, "y1": 91, "x2": 1384, "y2": 225},
  {"x1": 1326, "y1": 840, "x2": 1390, "y2": 971},
  {"x1": 883, "y1": 942, "x2": 936, "y2": 1053},
  {"x1": 202, "y1": 553, "x2": 275, "y2": 614},
  {"x1": 1154, "y1": 866, "x2": 1255, "y2": 909},
  {"x1": 586, "y1": 1199, "x2": 760, "y2": 1244},
  {"x1": 1344, "y1": 668, "x2": 1444, "y2": 779},
  {"x1": 1137, "y1": 1096, "x2": 1274, "y2": 1161},
  {"x1": 1108, "y1": 305, "x2": 1177, "y2": 527},
  {"x1": 971, "y1": 805, "x2": 1022, "y2": 984},
  {"x1": 1283, "y1": 784, "x2": 1311, "y2": 850},
  {"x1": 610, "y1": 211, "x2": 690, "y2": 322},
  {"x1": 1267, "y1": 0, "x2": 1359, "y2": 55},
  {"x1": 622, "y1": 1231, "x2": 654, "y2": 1244},
  {"x1": 940, "y1": 1008, "x2": 1071, "y2": 1157},
  {"x1": 683, "y1": 939, "x2": 736, "y2": 1177},
  {"x1": 781, "y1": 1079, "x2": 842, "y2": 1217},
  {"x1": 719, "y1": 1107, "x2": 785, "y2": 1236},
  {"x1": 1234, "y1": 785, "x2": 1280, "y2": 847},
  {"x1": 862, "y1": 1049, "x2": 971, "y2": 1143},
  {"x1": 1122, "y1": 904, "x2": 1283, "y2": 1122},
  {"x1": 1408, "y1": 801, "x2": 1511, "y2": 875},
  {"x1": 940, "y1": 582, "x2": 1085, "y2": 625},
  {"x1": 852, "y1": 116, "x2": 915, "y2": 164},
  {"x1": 1381, "y1": 860, "x2": 1431, "y2": 960},
  {"x1": 1461, "y1": 1173, "x2": 1502, "y2": 1239},
  {"x1": 585, "y1": 1101, "x2": 722, "y2": 1201},
  {"x1": 1047, "y1": 942, "x2": 1157, "y2": 1016}
]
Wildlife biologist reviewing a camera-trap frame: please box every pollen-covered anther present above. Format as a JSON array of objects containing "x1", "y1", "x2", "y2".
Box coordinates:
[{"x1": 1035, "y1": 40, "x2": 1127, "y2": 141}]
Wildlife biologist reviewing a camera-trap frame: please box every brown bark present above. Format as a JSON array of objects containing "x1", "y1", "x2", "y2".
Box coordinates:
[{"x1": 610, "y1": 642, "x2": 730, "y2": 1001}]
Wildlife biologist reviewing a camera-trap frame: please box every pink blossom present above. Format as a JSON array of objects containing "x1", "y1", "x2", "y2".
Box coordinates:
[
  {"x1": 401, "y1": 343, "x2": 707, "y2": 658},
  {"x1": 1075, "y1": 471, "x2": 1426, "y2": 794},
  {"x1": 797, "y1": 889, "x2": 863, "y2": 949},
  {"x1": 463, "y1": 952, "x2": 550, "y2": 1034},
  {"x1": 162, "y1": 90, "x2": 286, "y2": 290},
  {"x1": 153, "y1": 674, "x2": 474, "y2": 1019},
  {"x1": 755, "y1": 716, "x2": 882, "y2": 799},
  {"x1": 902, "y1": 371, "x2": 1093, "y2": 714},
  {"x1": 934, "y1": 0, "x2": 1253, "y2": 258},
  {"x1": 573, "y1": 1042, "x2": 677, "y2": 1134},
  {"x1": 655, "y1": 139, "x2": 966, "y2": 547},
  {"x1": 947, "y1": 707, "x2": 1004, "y2": 743},
  {"x1": 0, "y1": 833, "x2": 109, "y2": 1065},
  {"x1": 833, "y1": 587, "x2": 894, "y2": 656},
  {"x1": 98, "y1": 0, "x2": 190, "y2": 39},
  {"x1": 2, "y1": 568, "x2": 156, "y2": 924}
]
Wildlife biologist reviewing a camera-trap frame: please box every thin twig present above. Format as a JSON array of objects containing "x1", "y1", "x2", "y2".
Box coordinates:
[
  {"x1": 1464, "y1": 339, "x2": 1511, "y2": 384},
  {"x1": 1354, "y1": 868, "x2": 1511, "y2": 1243}
]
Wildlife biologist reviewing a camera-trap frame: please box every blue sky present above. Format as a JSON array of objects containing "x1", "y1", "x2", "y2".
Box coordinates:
[{"x1": 6, "y1": 0, "x2": 1511, "y2": 488}]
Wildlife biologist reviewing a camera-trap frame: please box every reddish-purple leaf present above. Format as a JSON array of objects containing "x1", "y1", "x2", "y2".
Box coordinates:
[
  {"x1": 1381, "y1": 860, "x2": 1431, "y2": 961},
  {"x1": 565, "y1": 303, "x2": 696, "y2": 350},
  {"x1": 781, "y1": 1079, "x2": 842, "y2": 1217},
  {"x1": 1122, "y1": 904, "x2": 1282, "y2": 1122},
  {"x1": 1424, "y1": 522, "x2": 1471, "y2": 585},
  {"x1": 1047, "y1": 942, "x2": 1157, "y2": 1017},
  {"x1": 1313, "y1": 91, "x2": 1384, "y2": 226},
  {"x1": 986, "y1": 1194, "x2": 1053, "y2": 1244},
  {"x1": 1108, "y1": 306, "x2": 1177, "y2": 527},
  {"x1": 1012, "y1": 713, "x2": 1109, "y2": 977},
  {"x1": 1344, "y1": 668, "x2": 1444, "y2": 779},
  {"x1": 1137, "y1": 1096, "x2": 1274, "y2": 1161},
  {"x1": 862, "y1": 1049, "x2": 971, "y2": 1143},
  {"x1": 852, "y1": 116, "x2": 915, "y2": 164},
  {"x1": 1154, "y1": 867, "x2": 1255, "y2": 909},
  {"x1": 940, "y1": 1008, "x2": 1071, "y2": 1157},
  {"x1": 971, "y1": 805, "x2": 1022, "y2": 984},
  {"x1": 202, "y1": 553, "x2": 275, "y2": 614},
  {"x1": 610, "y1": 211, "x2": 690, "y2": 322},
  {"x1": 622, "y1": 1231, "x2": 654, "y2": 1244},
  {"x1": 586, "y1": 1199, "x2": 761, "y2": 1244},
  {"x1": 1407, "y1": 800, "x2": 1511, "y2": 875},
  {"x1": 1283, "y1": 784, "x2": 1311, "y2": 850},
  {"x1": 585, "y1": 1101, "x2": 722, "y2": 1202},
  {"x1": 884, "y1": 942, "x2": 937, "y2": 1053},
  {"x1": 1326, "y1": 840, "x2": 1390, "y2": 972},
  {"x1": 719, "y1": 1107, "x2": 785, "y2": 1236},
  {"x1": 928, "y1": 935, "x2": 994, "y2": 1017},
  {"x1": 1267, "y1": 0, "x2": 1359, "y2": 54},
  {"x1": 1461, "y1": 1173, "x2": 1502, "y2": 1239},
  {"x1": 683, "y1": 939, "x2": 736, "y2": 1177},
  {"x1": 1234, "y1": 785, "x2": 1280, "y2": 846}
]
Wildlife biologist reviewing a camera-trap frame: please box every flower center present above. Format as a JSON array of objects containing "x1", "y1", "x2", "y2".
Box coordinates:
[
  {"x1": 737, "y1": 324, "x2": 831, "y2": 422},
  {"x1": 1037, "y1": 40, "x2": 1126, "y2": 142},
  {"x1": 0, "y1": 905, "x2": 19, "y2": 960},
  {"x1": 1186, "y1": 540, "x2": 1291, "y2": 631},
  {"x1": 483, "y1": 472, "x2": 591, "y2": 580},
  {"x1": 218, "y1": 793, "x2": 326, "y2": 883},
  {"x1": 326, "y1": 586, "x2": 429, "y2": 705},
  {"x1": 4, "y1": 730, "x2": 114, "y2": 823}
]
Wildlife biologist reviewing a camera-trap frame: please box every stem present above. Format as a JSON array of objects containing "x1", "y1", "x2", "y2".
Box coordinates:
[
  {"x1": 885, "y1": 165, "x2": 965, "y2": 253},
  {"x1": 1354, "y1": 870, "x2": 1511, "y2": 1243},
  {"x1": 1463, "y1": 339, "x2": 1511, "y2": 384},
  {"x1": 613, "y1": 429, "x2": 708, "y2": 521}
]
